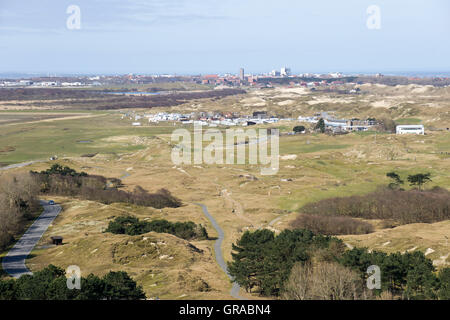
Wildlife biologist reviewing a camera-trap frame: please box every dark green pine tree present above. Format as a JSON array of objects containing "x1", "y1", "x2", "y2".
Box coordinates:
[
  {"x1": 407, "y1": 173, "x2": 432, "y2": 191},
  {"x1": 227, "y1": 229, "x2": 275, "y2": 293},
  {"x1": 102, "y1": 271, "x2": 146, "y2": 300},
  {"x1": 315, "y1": 118, "x2": 326, "y2": 133},
  {"x1": 437, "y1": 268, "x2": 450, "y2": 300},
  {"x1": 386, "y1": 171, "x2": 404, "y2": 189}
]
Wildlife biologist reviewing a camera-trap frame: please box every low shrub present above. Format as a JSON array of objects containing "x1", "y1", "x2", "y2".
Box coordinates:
[{"x1": 105, "y1": 216, "x2": 208, "y2": 240}]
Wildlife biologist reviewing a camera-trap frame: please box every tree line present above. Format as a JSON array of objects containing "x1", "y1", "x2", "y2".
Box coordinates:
[
  {"x1": 0, "y1": 88, "x2": 246, "y2": 110},
  {"x1": 0, "y1": 164, "x2": 181, "y2": 250},
  {"x1": 0, "y1": 172, "x2": 40, "y2": 250},
  {"x1": 297, "y1": 186, "x2": 449, "y2": 230},
  {"x1": 97, "y1": 89, "x2": 246, "y2": 110},
  {"x1": 228, "y1": 229, "x2": 450, "y2": 300},
  {"x1": 32, "y1": 164, "x2": 182, "y2": 208},
  {"x1": 227, "y1": 229, "x2": 343, "y2": 296},
  {"x1": 0, "y1": 265, "x2": 146, "y2": 300}
]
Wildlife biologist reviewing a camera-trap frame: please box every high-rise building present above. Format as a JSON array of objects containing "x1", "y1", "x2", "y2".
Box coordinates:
[
  {"x1": 239, "y1": 68, "x2": 245, "y2": 81},
  {"x1": 281, "y1": 67, "x2": 291, "y2": 77},
  {"x1": 270, "y1": 70, "x2": 280, "y2": 77}
]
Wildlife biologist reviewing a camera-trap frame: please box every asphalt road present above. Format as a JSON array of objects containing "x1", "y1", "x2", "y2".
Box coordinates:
[
  {"x1": 2, "y1": 200, "x2": 62, "y2": 278},
  {"x1": 195, "y1": 203, "x2": 247, "y2": 300}
]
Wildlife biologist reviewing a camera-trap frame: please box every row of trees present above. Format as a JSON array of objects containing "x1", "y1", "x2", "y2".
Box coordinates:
[
  {"x1": 0, "y1": 173, "x2": 40, "y2": 249},
  {"x1": 282, "y1": 261, "x2": 371, "y2": 300},
  {"x1": 387, "y1": 171, "x2": 432, "y2": 191},
  {"x1": 97, "y1": 89, "x2": 246, "y2": 110},
  {"x1": 105, "y1": 216, "x2": 208, "y2": 240},
  {"x1": 340, "y1": 248, "x2": 450, "y2": 300},
  {"x1": 228, "y1": 229, "x2": 450, "y2": 299},
  {"x1": 0, "y1": 88, "x2": 246, "y2": 110},
  {"x1": 33, "y1": 164, "x2": 182, "y2": 208},
  {"x1": 227, "y1": 229, "x2": 343, "y2": 296},
  {"x1": 0, "y1": 265, "x2": 146, "y2": 300},
  {"x1": 299, "y1": 187, "x2": 450, "y2": 226},
  {"x1": 0, "y1": 164, "x2": 182, "y2": 249}
]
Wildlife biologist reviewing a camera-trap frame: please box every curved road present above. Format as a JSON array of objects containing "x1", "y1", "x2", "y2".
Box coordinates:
[
  {"x1": 2, "y1": 200, "x2": 62, "y2": 278},
  {"x1": 195, "y1": 203, "x2": 247, "y2": 300}
]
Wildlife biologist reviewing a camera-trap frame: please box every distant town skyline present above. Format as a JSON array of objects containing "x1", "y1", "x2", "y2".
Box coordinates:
[{"x1": 1, "y1": 0, "x2": 449, "y2": 74}]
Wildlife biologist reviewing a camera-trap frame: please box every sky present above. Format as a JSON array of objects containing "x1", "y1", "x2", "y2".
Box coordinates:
[{"x1": 0, "y1": 0, "x2": 449, "y2": 75}]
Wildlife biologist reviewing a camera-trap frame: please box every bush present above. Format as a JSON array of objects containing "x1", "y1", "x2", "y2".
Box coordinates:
[
  {"x1": 293, "y1": 126, "x2": 305, "y2": 133},
  {"x1": 290, "y1": 214, "x2": 374, "y2": 235},
  {"x1": 102, "y1": 271, "x2": 146, "y2": 300},
  {"x1": 105, "y1": 216, "x2": 208, "y2": 240},
  {"x1": 40, "y1": 164, "x2": 87, "y2": 177},
  {"x1": 378, "y1": 118, "x2": 397, "y2": 133}
]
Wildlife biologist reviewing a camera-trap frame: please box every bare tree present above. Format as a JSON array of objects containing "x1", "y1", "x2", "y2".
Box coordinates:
[
  {"x1": 0, "y1": 172, "x2": 40, "y2": 249},
  {"x1": 282, "y1": 261, "x2": 371, "y2": 300}
]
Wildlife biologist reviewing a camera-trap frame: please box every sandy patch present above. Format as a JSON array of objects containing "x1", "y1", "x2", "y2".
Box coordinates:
[
  {"x1": 277, "y1": 100, "x2": 295, "y2": 106},
  {"x1": 280, "y1": 154, "x2": 298, "y2": 160},
  {"x1": 307, "y1": 97, "x2": 353, "y2": 105},
  {"x1": 240, "y1": 97, "x2": 266, "y2": 107}
]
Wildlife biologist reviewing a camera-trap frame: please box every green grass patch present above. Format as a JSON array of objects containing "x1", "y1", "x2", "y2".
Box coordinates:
[
  {"x1": 395, "y1": 118, "x2": 422, "y2": 125},
  {"x1": 0, "y1": 114, "x2": 174, "y2": 165}
]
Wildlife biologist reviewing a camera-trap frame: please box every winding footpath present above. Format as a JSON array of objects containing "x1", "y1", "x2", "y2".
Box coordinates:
[
  {"x1": 195, "y1": 203, "x2": 247, "y2": 300},
  {"x1": 0, "y1": 160, "x2": 45, "y2": 172},
  {"x1": 2, "y1": 200, "x2": 62, "y2": 278}
]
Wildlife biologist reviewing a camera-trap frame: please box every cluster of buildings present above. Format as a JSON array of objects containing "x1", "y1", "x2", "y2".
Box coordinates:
[
  {"x1": 269, "y1": 67, "x2": 292, "y2": 77},
  {"x1": 0, "y1": 69, "x2": 350, "y2": 89},
  {"x1": 0, "y1": 79, "x2": 99, "y2": 87},
  {"x1": 298, "y1": 112, "x2": 426, "y2": 135},
  {"x1": 396, "y1": 125, "x2": 425, "y2": 135},
  {"x1": 298, "y1": 112, "x2": 377, "y2": 133},
  {"x1": 122, "y1": 111, "x2": 287, "y2": 127},
  {"x1": 197, "y1": 68, "x2": 347, "y2": 87}
]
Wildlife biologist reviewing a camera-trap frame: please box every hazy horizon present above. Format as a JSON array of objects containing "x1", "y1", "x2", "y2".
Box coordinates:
[{"x1": 1, "y1": 0, "x2": 449, "y2": 75}]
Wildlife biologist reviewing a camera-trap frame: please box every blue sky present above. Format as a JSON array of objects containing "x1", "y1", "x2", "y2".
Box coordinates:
[{"x1": 0, "y1": 0, "x2": 449, "y2": 75}]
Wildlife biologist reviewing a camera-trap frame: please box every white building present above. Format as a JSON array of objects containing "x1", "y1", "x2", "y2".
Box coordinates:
[
  {"x1": 396, "y1": 125, "x2": 424, "y2": 135},
  {"x1": 281, "y1": 67, "x2": 291, "y2": 77}
]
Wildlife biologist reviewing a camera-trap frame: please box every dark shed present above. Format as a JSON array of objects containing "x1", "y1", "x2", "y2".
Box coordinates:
[{"x1": 51, "y1": 236, "x2": 63, "y2": 245}]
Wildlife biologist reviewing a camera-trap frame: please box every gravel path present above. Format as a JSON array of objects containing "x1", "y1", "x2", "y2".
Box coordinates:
[
  {"x1": 0, "y1": 160, "x2": 45, "y2": 171},
  {"x1": 195, "y1": 203, "x2": 247, "y2": 300}
]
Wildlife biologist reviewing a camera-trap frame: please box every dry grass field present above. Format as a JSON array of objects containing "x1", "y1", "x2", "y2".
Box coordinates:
[{"x1": 1, "y1": 83, "x2": 449, "y2": 299}]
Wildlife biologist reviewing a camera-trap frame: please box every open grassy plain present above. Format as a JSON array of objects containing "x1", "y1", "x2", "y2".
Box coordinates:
[{"x1": 0, "y1": 83, "x2": 449, "y2": 299}]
